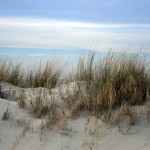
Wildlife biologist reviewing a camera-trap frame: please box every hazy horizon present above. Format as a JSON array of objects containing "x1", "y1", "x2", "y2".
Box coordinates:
[{"x1": 0, "y1": 0, "x2": 150, "y2": 62}]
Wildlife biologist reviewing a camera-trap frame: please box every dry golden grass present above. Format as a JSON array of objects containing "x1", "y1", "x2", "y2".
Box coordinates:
[
  {"x1": 70, "y1": 51, "x2": 150, "y2": 118},
  {"x1": 29, "y1": 96, "x2": 49, "y2": 118},
  {"x1": 1, "y1": 51, "x2": 150, "y2": 130},
  {"x1": 0, "y1": 57, "x2": 62, "y2": 90}
]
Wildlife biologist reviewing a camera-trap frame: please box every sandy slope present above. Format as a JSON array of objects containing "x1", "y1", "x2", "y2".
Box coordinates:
[
  {"x1": 14, "y1": 115, "x2": 150, "y2": 150},
  {"x1": 0, "y1": 98, "x2": 29, "y2": 150},
  {"x1": 0, "y1": 97, "x2": 42, "y2": 150},
  {"x1": 1, "y1": 82, "x2": 150, "y2": 150}
]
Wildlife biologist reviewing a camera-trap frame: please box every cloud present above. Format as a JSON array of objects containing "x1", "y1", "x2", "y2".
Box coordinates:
[
  {"x1": 1, "y1": 17, "x2": 150, "y2": 29},
  {"x1": 0, "y1": 17, "x2": 150, "y2": 51},
  {"x1": 29, "y1": 53, "x2": 50, "y2": 57}
]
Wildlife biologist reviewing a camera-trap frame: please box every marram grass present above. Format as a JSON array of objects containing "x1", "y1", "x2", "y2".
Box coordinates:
[{"x1": 0, "y1": 51, "x2": 150, "y2": 122}]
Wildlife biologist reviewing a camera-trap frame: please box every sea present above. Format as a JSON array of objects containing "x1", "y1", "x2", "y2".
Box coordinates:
[{"x1": 0, "y1": 47, "x2": 150, "y2": 72}]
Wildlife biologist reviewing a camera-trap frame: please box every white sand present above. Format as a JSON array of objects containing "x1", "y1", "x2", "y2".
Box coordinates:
[{"x1": 0, "y1": 82, "x2": 150, "y2": 150}]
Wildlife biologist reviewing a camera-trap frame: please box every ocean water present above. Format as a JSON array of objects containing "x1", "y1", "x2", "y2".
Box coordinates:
[
  {"x1": 0, "y1": 47, "x2": 107, "y2": 68},
  {"x1": 0, "y1": 47, "x2": 150, "y2": 71}
]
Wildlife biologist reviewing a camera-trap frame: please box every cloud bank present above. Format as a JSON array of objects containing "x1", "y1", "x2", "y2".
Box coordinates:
[{"x1": 0, "y1": 17, "x2": 150, "y2": 51}]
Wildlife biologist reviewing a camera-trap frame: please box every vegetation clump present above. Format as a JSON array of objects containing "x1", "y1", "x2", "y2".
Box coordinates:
[
  {"x1": 0, "y1": 58, "x2": 62, "y2": 90},
  {"x1": 73, "y1": 52, "x2": 150, "y2": 116},
  {"x1": 0, "y1": 51, "x2": 150, "y2": 123}
]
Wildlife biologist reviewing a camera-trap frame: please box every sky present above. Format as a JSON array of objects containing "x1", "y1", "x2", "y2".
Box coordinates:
[{"x1": 0, "y1": 0, "x2": 150, "y2": 61}]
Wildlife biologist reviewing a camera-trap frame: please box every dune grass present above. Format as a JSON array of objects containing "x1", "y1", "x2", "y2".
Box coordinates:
[
  {"x1": 69, "y1": 51, "x2": 150, "y2": 118},
  {"x1": 24, "y1": 61, "x2": 62, "y2": 89},
  {"x1": 0, "y1": 57, "x2": 62, "y2": 89},
  {"x1": 0, "y1": 51, "x2": 150, "y2": 125},
  {"x1": 1, "y1": 51, "x2": 150, "y2": 149}
]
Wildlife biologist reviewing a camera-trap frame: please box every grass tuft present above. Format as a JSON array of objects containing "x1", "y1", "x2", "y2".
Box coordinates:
[{"x1": 70, "y1": 51, "x2": 150, "y2": 117}]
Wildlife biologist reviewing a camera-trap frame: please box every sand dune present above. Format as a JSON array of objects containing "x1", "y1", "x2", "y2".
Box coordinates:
[{"x1": 0, "y1": 83, "x2": 150, "y2": 150}]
